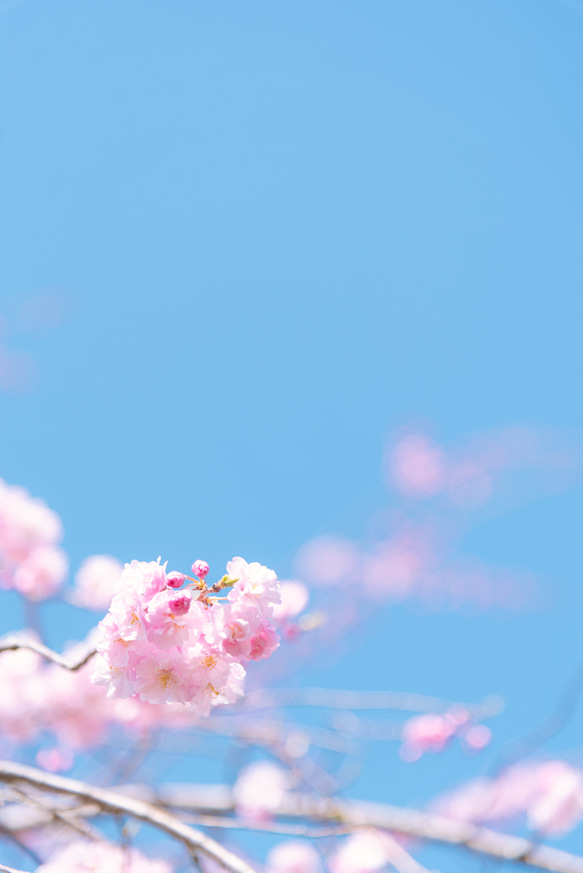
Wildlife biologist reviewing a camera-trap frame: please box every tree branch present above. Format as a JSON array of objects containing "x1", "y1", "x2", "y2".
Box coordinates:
[
  {"x1": 0, "y1": 762, "x2": 257, "y2": 873},
  {"x1": 240, "y1": 687, "x2": 503, "y2": 719},
  {"x1": 2, "y1": 774, "x2": 583, "y2": 873},
  {"x1": 0, "y1": 635, "x2": 96, "y2": 671}
]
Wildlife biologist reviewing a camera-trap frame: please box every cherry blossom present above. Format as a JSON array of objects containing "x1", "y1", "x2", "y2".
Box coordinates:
[
  {"x1": 71, "y1": 554, "x2": 123, "y2": 610},
  {"x1": 266, "y1": 840, "x2": 322, "y2": 873},
  {"x1": 0, "y1": 478, "x2": 68, "y2": 600},
  {"x1": 92, "y1": 556, "x2": 281, "y2": 711},
  {"x1": 328, "y1": 830, "x2": 390, "y2": 873},
  {"x1": 436, "y1": 759, "x2": 583, "y2": 837},
  {"x1": 35, "y1": 839, "x2": 173, "y2": 873},
  {"x1": 233, "y1": 761, "x2": 290, "y2": 819}
]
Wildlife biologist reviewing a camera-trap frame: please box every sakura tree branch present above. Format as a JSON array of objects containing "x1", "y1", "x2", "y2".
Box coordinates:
[
  {"x1": 0, "y1": 864, "x2": 31, "y2": 873},
  {"x1": 2, "y1": 776, "x2": 582, "y2": 873},
  {"x1": 0, "y1": 634, "x2": 97, "y2": 671},
  {"x1": 0, "y1": 762, "x2": 258, "y2": 873},
  {"x1": 240, "y1": 687, "x2": 503, "y2": 719},
  {"x1": 125, "y1": 783, "x2": 583, "y2": 873}
]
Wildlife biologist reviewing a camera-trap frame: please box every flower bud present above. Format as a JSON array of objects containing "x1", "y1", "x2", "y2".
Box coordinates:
[
  {"x1": 191, "y1": 559, "x2": 209, "y2": 579},
  {"x1": 166, "y1": 571, "x2": 185, "y2": 589},
  {"x1": 168, "y1": 590, "x2": 192, "y2": 616}
]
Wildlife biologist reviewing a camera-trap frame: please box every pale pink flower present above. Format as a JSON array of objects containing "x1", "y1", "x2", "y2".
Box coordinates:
[
  {"x1": 387, "y1": 432, "x2": 448, "y2": 498},
  {"x1": 528, "y1": 761, "x2": 583, "y2": 835},
  {"x1": 295, "y1": 536, "x2": 359, "y2": 587},
  {"x1": 36, "y1": 747, "x2": 74, "y2": 772},
  {"x1": 266, "y1": 840, "x2": 322, "y2": 873},
  {"x1": 329, "y1": 830, "x2": 390, "y2": 873},
  {"x1": 400, "y1": 713, "x2": 456, "y2": 761},
  {"x1": 0, "y1": 478, "x2": 68, "y2": 600},
  {"x1": 133, "y1": 652, "x2": 194, "y2": 705},
  {"x1": 248, "y1": 621, "x2": 280, "y2": 660},
  {"x1": 436, "y1": 760, "x2": 583, "y2": 836},
  {"x1": 35, "y1": 839, "x2": 173, "y2": 873},
  {"x1": 233, "y1": 761, "x2": 290, "y2": 819},
  {"x1": 146, "y1": 588, "x2": 193, "y2": 649},
  {"x1": 272, "y1": 580, "x2": 309, "y2": 625},
  {"x1": 227, "y1": 557, "x2": 281, "y2": 614},
  {"x1": 71, "y1": 554, "x2": 123, "y2": 610},
  {"x1": 11, "y1": 545, "x2": 68, "y2": 600}
]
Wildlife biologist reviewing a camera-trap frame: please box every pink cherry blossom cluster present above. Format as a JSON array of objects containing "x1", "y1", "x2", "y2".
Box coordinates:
[
  {"x1": 400, "y1": 708, "x2": 492, "y2": 761},
  {"x1": 36, "y1": 839, "x2": 172, "y2": 873},
  {"x1": 437, "y1": 759, "x2": 583, "y2": 836},
  {"x1": 92, "y1": 556, "x2": 281, "y2": 712},
  {"x1": 0, "y1": 478, "x2": 68, "y2": 600}
]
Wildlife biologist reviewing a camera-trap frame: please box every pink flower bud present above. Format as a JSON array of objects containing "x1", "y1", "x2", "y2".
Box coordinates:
[
  {"x1": 192, "y1": 559, "x2": 209, "y2": 579},
  {"x1": 168, "y1": 590, "x2": 192, "y2": 616},
  {"x1": 166, "y1": 571, "x2": 185, "y2": 589}
]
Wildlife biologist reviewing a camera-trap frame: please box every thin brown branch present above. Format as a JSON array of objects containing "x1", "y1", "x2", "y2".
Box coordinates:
[
  {"x1": 0, "y1": 635, "x2": 96, "y2": 671},
  {"x1": 0, "y1": 863, "x2": 31, "y2": 873},
  {"x1": 0, "y1": 762, "x2": 257, "y2": 873}
]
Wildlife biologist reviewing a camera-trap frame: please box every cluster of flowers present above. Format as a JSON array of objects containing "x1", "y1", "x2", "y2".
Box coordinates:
[
  {"x1": 0, "y1": 478, "x2": 68, "y2": 600},
  {"x1": 92, "y1": 556, "x2": 281, "y2": 713},
  {"x1": 437, "y1": 759, "x2": 583, "y2": 836},
  {"x1": 400, "y1": 708, "x2": 492, "y2": 761}
]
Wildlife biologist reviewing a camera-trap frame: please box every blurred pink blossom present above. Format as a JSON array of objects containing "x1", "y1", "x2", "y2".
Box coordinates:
[
  {"x1": 266, "y1": 840, "x2": 322, "y2": 873},
  {"x1": 0, "y1": 478, "x2": 68, "y2": 600},
  {"x1": 387, "y1": 432, "x2": 448, "y2": 498},
  {"x1": 272, "y1": 580, "x2": 310, "y2": 624},
  {"x1": 328, "y1": 830, "x2": 390, "y2": 873},
  {"x1": 36, "y1": 839, "x2": 173, "y2": 873},
  {"x1": 233, "y1": 761, "x2": 291, "y2": 820},
  {"x1": 436, "y1": 759, "x2": 583, "y2": 837},
  {"x1": 295, "y1": 537, "x2": 359, "y2": 587},
  {"x1": 71, "y1": 554, "x2": 124, "y2": 610}
]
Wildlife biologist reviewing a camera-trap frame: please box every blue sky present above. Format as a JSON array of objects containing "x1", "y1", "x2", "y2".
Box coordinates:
[{"x1": 1, "y1": 0, "x2": 583, "y2": 863}]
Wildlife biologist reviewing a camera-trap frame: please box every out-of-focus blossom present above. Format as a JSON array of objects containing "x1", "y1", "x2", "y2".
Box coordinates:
[
  {"x1": 328, "y1": 830, "x2": 390, "y2": 873},
  {"x1": 0, "y1": 479, "x2": 68, "y2": 600},
  {"x1": 35, "y1": 747, "x2": 74, "y2": 772},
  {"x1": 266, "y1": 840, "x2": 322, "y2": 873},
  {"x1": 35, "y1": 839, "x2": 173, "y2": 873},
  {"x1": 70, "y1": 554, "x2": 123, "y2": 610},
  {"x1": 436, "y1": 759, "x2": 583, "y2": 837},
  {"x1": 387, "y1": 432, "x2": 448, "y2": 498},
  {"x1": 233, "y1": 761, "x2": 290, "y2": 819},
  {"x1": 295, "y1": 537, "x2": 359, "y2": 587},
  {"x1": 272, "y1": 580, "x2": 310, "y2": 624},
  {"x1": 400, "y1": 709, "x2": 491, "y2": 761}
]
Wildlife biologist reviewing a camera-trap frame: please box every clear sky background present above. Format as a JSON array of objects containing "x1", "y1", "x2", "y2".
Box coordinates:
[{"x1": 1, "y1": 0, "x2": 583, "y2": 866}]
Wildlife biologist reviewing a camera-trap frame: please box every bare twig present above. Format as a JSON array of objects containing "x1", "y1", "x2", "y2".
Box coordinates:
[
  {"x1": 0, "y1": 762, "x2": 257, "y2": 873},
  {"x1": 0, "y1": 635, "x2": 96, "y2": 672},
  {"x1": 239, "y1": 688, "x2": 503, "y2": 719}
]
